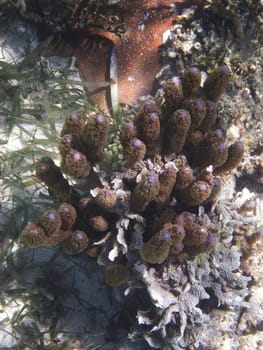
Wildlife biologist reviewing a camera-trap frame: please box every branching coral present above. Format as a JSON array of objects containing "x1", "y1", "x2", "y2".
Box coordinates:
[
  {"x1": 20, "y1": 64, "x2": 253, "y2": 348},
  {"x1": 20, "y1": 203, "x2": 78, "y2": 247}
]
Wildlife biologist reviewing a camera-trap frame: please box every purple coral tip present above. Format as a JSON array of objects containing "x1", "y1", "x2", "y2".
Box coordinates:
[
  {"x1": 96, "y1": 114, "x2": 105, "y2": 124},
  {"x1": 128, "y1": 122, "x2": 135, "y2": 130},
  {"x1": 197, "y1": 99, "x2": 204, "y2": 107},
  {"x1": 144, "y1": 101, "x2": 154, "y2": 111},
  {"x1": 171, "y1": 76, "x2": 181, "y2": 85},
  {"x1": 65, "y1": 135, "x2": 71, "y2": 143},
  {"x1": 220, "y1": 66, "x2": 229, "y2": 76},
  {"x1": 167, "y1": 167, "x2": 174, "y2": 174},
  {"x1": 150, "y1": 112, "x2": 158, "y2": 123},
  {"x1": 236, "y1": 141, "x2": 244, "y2": 150},
  {"x1": 185, "y1": 213, "x2": 195, "y2": 222},
  {"x1": 215, "y1": 129, "x2": 224, "y2": 138},
  {"x1": 47, "y1": 212, "x2": 56, "y2": 221},
  {"x1": 190, "y1": 67, "x2": 199, "y2": 73},
  {"x1": 70, "y1": 112, "x2": 79, "y2": 121},
  {"x1": 72, "y1": 152, "x2": 81, "y2": 161},
  {"x1": 162, "y1": 231, "x2": 171, "y2": 240},
  {"x1": 205, "y1": 233, "x2": 216, "y2": 247},
  {"x1": 75, "y1": 231, "x2": 85, "y2": 240},
  {"x1": 218, "y1": 143, "x2": 227, "y2": 153},
  {"x1": 180, "y1": 110, "x2": 189, "y2": 119},
  {"x1": 173, "y1": 225, "x2": 184, "y2": 234},
  {"x1": 184, "y1": 167, "x2": 192, "y2": 174},
  {"x1": 62, "y1": 206, "x2": 69, "y2": 213},
  {"x1": 214, "y1": 178, "x2": 220, "y2": 186},
  {"x1": 149, "y1": 173, "x2": 158, "y2": 185},
  {"x1": 199, "y1": 183, "x2": 208, "y2": 191},
  {"x1": 104, "y1": 190, "x2": 111, "y2": 197},
  {"x1": 177, "y1": 215, "x2": 185, "y2": 225},
  {"x1": 133, "y1": 139, "x2": 142, "y2": 149}
]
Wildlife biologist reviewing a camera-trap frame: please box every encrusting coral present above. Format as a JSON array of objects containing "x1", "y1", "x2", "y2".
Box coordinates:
[{"x1": 20, "y1": 64, "x2": 252, "y2": 348}]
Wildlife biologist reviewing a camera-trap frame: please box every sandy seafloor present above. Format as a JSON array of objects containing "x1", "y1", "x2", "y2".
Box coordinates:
[{"x1": 0, "y1": 1, "x2": 262, "y2": 349}]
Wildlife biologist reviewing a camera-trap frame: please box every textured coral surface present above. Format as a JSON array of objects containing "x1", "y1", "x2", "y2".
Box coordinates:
[
  {"x1": 9, "y1": 0, "x2": 262, "y2": 348},
  {"x1": 19, "y1": 60, "x2": 258, "y2": 348}
]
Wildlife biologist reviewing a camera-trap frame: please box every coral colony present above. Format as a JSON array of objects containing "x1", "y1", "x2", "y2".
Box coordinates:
[{"x1": 20, "y1": 66, "x2": 249, "y2": 347}]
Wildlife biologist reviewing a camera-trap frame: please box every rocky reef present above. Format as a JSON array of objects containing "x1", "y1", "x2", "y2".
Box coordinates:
[{"x1": 18, "y1": 62, "x2": 260, "y2": 348}]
